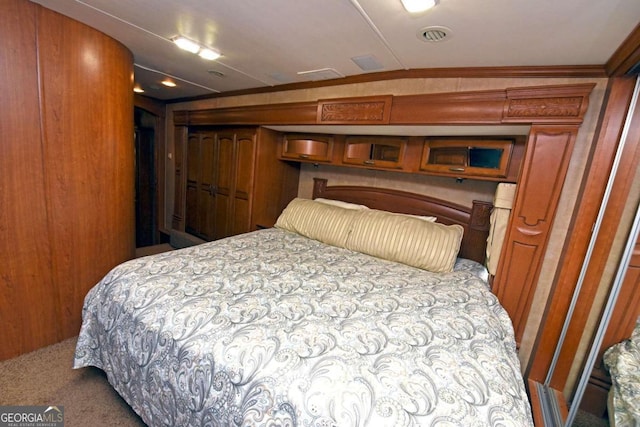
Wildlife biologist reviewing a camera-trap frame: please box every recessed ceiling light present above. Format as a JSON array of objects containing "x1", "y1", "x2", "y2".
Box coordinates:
[
  {"x1": 133, "y1": 86, "x2": 144, "y2": 93},
  {"x1": 199, "y1": 48, "x2": 221, "y2": 61},
  {"x1": 172, "y1": 36, "x2": 200, "y2": 54},
  {"x1": 401, "y1": 0, "x2": 437, "y2": 13},
  {"x1": 161, "y1": 79, "x2": 176, "y2": 87}
]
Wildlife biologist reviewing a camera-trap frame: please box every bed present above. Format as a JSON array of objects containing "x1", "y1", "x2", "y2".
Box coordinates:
[
  {"x1": 74, "y1": 178, "x2": 533, "y2": 426},
  {"x1": 604, "y1": 318, "x2": 640, "y2": 426}
]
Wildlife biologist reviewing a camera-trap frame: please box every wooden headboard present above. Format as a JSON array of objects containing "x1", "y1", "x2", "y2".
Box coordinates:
[{"x1": 312, "y1": 178, "x2": 493, "y2": 265}]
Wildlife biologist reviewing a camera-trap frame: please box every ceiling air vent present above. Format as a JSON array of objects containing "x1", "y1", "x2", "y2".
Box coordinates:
[{"x1": 418, "y1": 26, "x2": 451, "y2": 42}]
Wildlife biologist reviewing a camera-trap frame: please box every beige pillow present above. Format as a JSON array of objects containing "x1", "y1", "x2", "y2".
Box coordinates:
[
  {"x1": 314, "y1": 198, "x2": 370, "y2": 210},
  {"x1": 345, "y1": 209, "x2": 463, "y2": 273},
  {"x1": 274, "y1": 198, "x2": 357, "y2": 247}
]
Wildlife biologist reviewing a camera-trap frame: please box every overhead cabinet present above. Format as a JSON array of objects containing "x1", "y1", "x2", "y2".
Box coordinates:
[
  {"x1": 343, "y1": 135, "x2": 407, "y2": 170},
  {"x1": 280, "y1": 133, "x2": 334, "y2": 163},
  {"x1": 420, "y1": 137, "x2": 518, "y2": 180},
  {"x1": 279, "y1": 132, "x2": 524, "y2": 181}
]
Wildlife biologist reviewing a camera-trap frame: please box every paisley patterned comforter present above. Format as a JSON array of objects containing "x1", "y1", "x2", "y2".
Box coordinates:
[
  {"x1": 74, "y1": 228, "x2": 533, "y2": 426},
  {"x1": 604, "y1": 318, "x2": 640, "y2": 426}
]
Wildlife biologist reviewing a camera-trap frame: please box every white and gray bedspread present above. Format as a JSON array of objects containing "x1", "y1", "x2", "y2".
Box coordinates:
[{"x1": 74, "y1": 228, "x2": 533, "y2": 427}]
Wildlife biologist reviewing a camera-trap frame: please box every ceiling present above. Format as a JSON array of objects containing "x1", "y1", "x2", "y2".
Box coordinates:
[{"x1": 32, "y1": 0, "x2": 640, "y2": 102}]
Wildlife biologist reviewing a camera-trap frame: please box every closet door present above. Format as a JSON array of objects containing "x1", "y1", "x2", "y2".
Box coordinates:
[
  {"x1": 198, "y1": 132, "x2": 218, "y2": 240},
  {"x1": 185, "y1": 131, "x2": 217, "y2": 240},
  {"x1": 214, "y1": 132, "x2": 235, "y2": 240},
  {"x1": 230, "y1": 131, "x2": 257, "y2": 236}
]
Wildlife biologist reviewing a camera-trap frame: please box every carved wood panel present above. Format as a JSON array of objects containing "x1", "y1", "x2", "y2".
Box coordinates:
[{"x1": 316, "y1": 95, "x2": 392, "y2": 124}]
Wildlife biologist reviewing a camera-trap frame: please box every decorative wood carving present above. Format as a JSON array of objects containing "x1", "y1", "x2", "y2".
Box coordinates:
[
  {"x1": 506, "y1": 97, "x2": 584, "y2": 118},
  {"x1": 316, "y1": 95, "x2": 392, "y2": 124},
  {"x1": 503, "y1": 84, "x2": 593, "y2": 124}
]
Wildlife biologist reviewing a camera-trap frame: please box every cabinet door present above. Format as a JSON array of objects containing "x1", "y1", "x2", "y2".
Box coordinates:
[
  {"x1": 420, "y1": 138, "x2": 514, "y2": 178},
  {"x1": 185, "y1": 131, "x2": 218, "y2": 240},
  {"x1": 343, "y1": 135, "x2": 406, "y2": 169},
  {"x1": 198, "y1": 133, "x2": 217, "y2": 239},
  {"x1": 230, "y1": 131, "x2": 256, "y2": 236},
  {"x1": 214, "y1": 132, "x2": 235, "y2": 240},
  {"x1": 281, "y1": 133, "x2": 334, "y2": 162}
]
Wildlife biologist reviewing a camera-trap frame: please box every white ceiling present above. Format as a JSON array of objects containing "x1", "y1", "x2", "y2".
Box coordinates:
[{"x1": 32, "y1": 0, "x2": 640, "y2": 101}]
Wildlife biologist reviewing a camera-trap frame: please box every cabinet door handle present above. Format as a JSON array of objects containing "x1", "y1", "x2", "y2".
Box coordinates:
[
  {"x1": 298, "y1": 154, "x2": 310, "y2": 159},
  {"x1": 363, "y1": 160, "x2": 375, "y2": 165},
  {"x1": 449, "y1": 167, "x2": 465, "y2": 172}
]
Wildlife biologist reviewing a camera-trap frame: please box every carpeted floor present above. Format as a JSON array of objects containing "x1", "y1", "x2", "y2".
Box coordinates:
[
  {"x1": 0, "y1": 337, "x2": 611, "y2": 427},
  {"x1": 0, "y1": 337, "x2": 144, "y2": 426}
]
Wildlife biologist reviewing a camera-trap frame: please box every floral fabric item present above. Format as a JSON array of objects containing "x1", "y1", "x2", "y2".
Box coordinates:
[{"x1": 604, "y1": 318, "x2": 640, "y2": 426}]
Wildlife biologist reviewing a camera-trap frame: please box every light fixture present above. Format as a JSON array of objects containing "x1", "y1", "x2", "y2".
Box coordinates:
[
  {"x1": 171, "y1": 36, "x2": 222, "y2": 61},
  {"x1": 401, "y1": 0, "x2": 437, "y2": 13},
  {"x1": 172, "y1": 36, "x2": 200, "y2": 54},
  {"x1": 161, "y1": 79, "x2": 176, "y2": 87},
  {"x1": 133, "y1": 86, "x2": 144, "y2": 93},
  {"x1": 198, "y1": 48, "x2": 221, "y2": 61}
]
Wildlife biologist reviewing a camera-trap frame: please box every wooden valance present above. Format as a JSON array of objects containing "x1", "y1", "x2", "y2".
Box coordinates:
[{"x1": 174, "y1": 83, "x2": 595, "y2": 126}]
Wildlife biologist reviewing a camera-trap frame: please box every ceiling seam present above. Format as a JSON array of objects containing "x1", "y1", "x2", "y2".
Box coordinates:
[{"x1": 347, "y1": 0, "x2": 407, "y2": 70}]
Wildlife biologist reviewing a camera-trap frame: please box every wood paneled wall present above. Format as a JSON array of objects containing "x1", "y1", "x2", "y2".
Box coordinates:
[{"x1": 0, "y1": 0, "x2": 135, "y2": 360}]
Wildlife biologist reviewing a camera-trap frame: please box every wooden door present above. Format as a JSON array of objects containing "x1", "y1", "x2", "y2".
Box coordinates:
[
  {"x1": 230, "y1": 131, "x2": 257, "y2": 236},
  {"x1": 197, "y1": 133, "x2": 217, "y2": 240},
  {"x1": 214, "y1": 132, "x2": 235, "y2": 240},
  {"x1": 185, "y1": 131, "x2": 217, "y2": 240}
]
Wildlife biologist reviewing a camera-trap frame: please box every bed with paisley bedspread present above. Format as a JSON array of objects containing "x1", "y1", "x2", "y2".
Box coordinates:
[{"x1": 73, "y1": 181, "x2": 533, "y2": 427}]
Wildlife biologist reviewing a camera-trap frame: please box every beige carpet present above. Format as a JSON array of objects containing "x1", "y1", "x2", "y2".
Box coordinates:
[
  {"x1": 1, "y1": 337, "x2": 611, "y2": 427},
  {"x1": 0, "y1": 337, "x2": 144, "y2": 426}
]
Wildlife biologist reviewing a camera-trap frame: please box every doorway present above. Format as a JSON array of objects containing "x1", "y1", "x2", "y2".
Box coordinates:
[{"x1": 135, "y1": 107, "x2": 159, "y2": 247}]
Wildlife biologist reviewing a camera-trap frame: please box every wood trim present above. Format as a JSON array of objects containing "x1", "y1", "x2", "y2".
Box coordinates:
[
  {"x1": 492, "y1": 125, "x2": 580, "y2": 345},
  {"x1": 528, "y1": 380, "x2": 569, "y2": 427},
  {"x1": 606, "y1": 22, "x2": 640, "y2": 76},
  {"x1": 174, "y1": 83, "x2": 595, "y2": 127},
  {"x1": 527, "y1": 77, "x2": 638, "y2": 384},
  {"x1": 311, "y1": 178, "x2": 492, "y2": 265},
  {"x1": 547, "y1": 83, "x2": 640, "y2": 390},
  {"x1": 182, "y1": 101, "x2": 318, "y2": 125},
  {"x1": 172, "y1": 125, "x2": 188, "y2": 230},
  {"x1": 135, "y1": 95, "x2": 168, "y2": 236},
  {"x1": 168, "y1": 65, "x2": 607, "y2": 104}
]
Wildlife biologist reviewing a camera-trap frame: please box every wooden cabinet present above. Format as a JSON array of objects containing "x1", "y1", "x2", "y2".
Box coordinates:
[
  {"x1": 280, "y1": 133, "x2": 334, "y2": 163},
  {"x1": 492, "y1": 125, "x2": 580, "y2": 345},
  {"x1": 420, "y1": 137, "x2": 520, "y2": 181},
  {"x1": 176, "y1": 127, "x2": 300, "y2": 240},
  {"x1": 343, "y1": 135, "x2": 407, "y2": 169}
]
